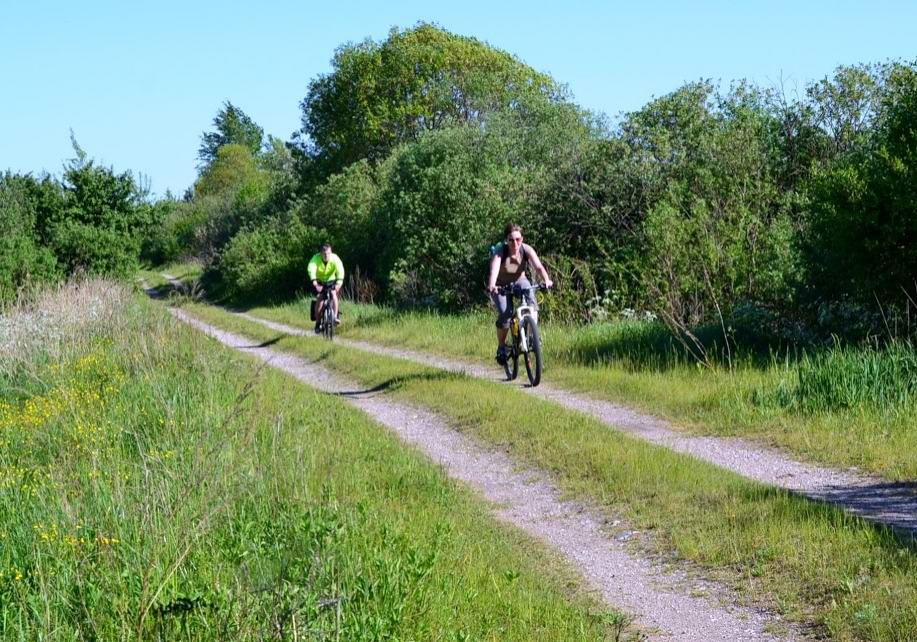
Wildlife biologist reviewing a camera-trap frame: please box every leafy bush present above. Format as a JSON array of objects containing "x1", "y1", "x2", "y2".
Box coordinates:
[
  {"x1": 0, "y1": 174, "x2": 60, "y2": 302},
  {"x1": 803, "y1": 63, "x2": 917, "y2": 308},
  {"x1": 216, "y1": 215, "x2": 324, "y2": 300},
  {"x1": 50, "y1": 220, "x2": 141, "y2": 277},
  {"x1": 373, "y1": 126, "x2": 530, "y2": 307}
]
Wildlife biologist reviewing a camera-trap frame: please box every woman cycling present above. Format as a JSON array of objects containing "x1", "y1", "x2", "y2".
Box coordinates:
[{"x1": 486, "y1": 223, "x2": 553, "y2": 365}]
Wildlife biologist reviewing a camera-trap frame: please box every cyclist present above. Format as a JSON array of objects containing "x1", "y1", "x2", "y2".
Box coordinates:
[
  {"x1": 486, "y1": 223, "x2": 553, "y2": 365},
  {"x1": 307, "y1": 243, "x2": 345, "y2": 334}
]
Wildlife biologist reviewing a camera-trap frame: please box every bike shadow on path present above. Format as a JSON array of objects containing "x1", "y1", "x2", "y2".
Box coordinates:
[
  {"x1": 335, "y1": 370, "x2": 458, "y2": 399},
  {"x1": 239, "y1": 334, "x2": 285, "y2": 349}
]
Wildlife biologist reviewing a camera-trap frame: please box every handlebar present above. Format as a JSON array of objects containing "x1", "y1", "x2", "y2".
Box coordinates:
[
  {"x1": 314, "y1": 279, "x2": 339, "y2": 297},
  {"x1": 495, "y1": 283, "x2": 551, "y2": 296}
]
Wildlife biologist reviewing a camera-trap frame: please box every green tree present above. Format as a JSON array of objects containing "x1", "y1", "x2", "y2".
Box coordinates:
[
  {"x1": 297, "y1": 23, "x2": 563, "y2": 177},
  {"x1": 198, "y1": 101, "x2": 265, "y2": 169},
  {"x1": 44, "y1": 139, "x2": 150, "y2": 277},
  {"x1": 804, "y1": 62, "x2": 917, "y2": 308},
  {"x1": 372, "y1": 125, "x2": 533, "y2": 307},
  {"x1": 194, "y1": 144, "x2": 267, "y2": 200},
  {"x1": 618, "y1": 82, "x2": 799, "y2": 331},
  {"x1": 0, "y1": 173, "x2": 60, "y2": 301}
]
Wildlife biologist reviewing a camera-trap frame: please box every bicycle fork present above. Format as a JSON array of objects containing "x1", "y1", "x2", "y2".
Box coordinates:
[{"x1": 515, "y1": 306, "x2": 535, "y2": 352}]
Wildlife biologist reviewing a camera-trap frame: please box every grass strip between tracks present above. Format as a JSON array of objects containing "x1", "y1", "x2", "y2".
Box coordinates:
[
  {"x1": 186, "y1": 300, "x2": 917, "y2": 642},
  {"x1": 246, "y1": 299, "x2": 917, "y2": 480}
]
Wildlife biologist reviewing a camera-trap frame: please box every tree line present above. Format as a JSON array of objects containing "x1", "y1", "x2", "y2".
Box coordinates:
[{"x1": 3, "y1": 23, "x2": 915, "y2": 347}]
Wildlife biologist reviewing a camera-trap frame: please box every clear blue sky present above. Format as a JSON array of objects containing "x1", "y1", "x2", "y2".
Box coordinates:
[{"x1": 2, "y1": 1, "x2": 915, "y2": 198}]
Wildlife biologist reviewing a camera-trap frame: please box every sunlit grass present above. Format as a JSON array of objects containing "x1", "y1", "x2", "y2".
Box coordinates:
[
  {"x1": 188, "y1": 302, "x2": 917, "y2": 642},
  {"x1": 239, "y1": 298, "x2": 917, "y2": 479},
  {"x1": 0, "y1": 288, "x2": 629, "y2": 640}
]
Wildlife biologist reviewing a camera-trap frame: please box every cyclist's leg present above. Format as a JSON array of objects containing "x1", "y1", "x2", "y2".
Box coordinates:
[
  {"x1": 331, "y1": 287, "x2": 340, "y2": 323},
  {"x1": 314, "y1": 284, "x2": 324, "y2": 332},
  {"x1": 521, "y1": 277, "x2": 538, "y2": 322},
  {"x1": 492, "y1": 290, "x2": 511, "y2": 363}
]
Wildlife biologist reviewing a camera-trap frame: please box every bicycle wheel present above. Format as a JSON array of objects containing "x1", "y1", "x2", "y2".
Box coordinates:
[
  {"x1": 522, "y1": 316, "x2": 542, "y2": 387},
  {"x1": 502, "y1": 341, "x2": 519, "y2": 381},
  {"x1": 323, "y1": 304, "x2": 334, "y2": 341}
]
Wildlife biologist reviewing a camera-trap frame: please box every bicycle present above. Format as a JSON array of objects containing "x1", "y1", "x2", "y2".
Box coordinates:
[
  {"x1": 314, "y1": 279, "x2": 339, "y2": 341},
  {"x1": 497, "y1": 283, "x2": 548, "y2": 387}
]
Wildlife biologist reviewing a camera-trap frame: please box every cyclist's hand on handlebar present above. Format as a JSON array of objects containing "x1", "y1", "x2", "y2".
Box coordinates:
[
  {"x1": 487, "y1": 284, "x2": 498, "y2": 294},
  {"x1": 543, "y1": 278, "x2": 554, "y2": 290}
]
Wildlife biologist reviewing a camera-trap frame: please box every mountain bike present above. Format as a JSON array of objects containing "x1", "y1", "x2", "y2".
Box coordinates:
[
  {"x1": 498, "y1": 283, "x2": 548, "y2": 387},
  {"x1": 315, "y1": 279, "x2": 339, "y2": 341}
]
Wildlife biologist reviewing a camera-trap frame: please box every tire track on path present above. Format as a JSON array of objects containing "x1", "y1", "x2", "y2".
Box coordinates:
[
  {"x1": 233, "y1": 309, "x2": 917, "y2": 539},
  {"x1": 168, "y1": 306, "x2": 802, "y2": 642}
]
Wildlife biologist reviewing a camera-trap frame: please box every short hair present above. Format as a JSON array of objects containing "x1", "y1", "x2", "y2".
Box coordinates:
[
  {"x1": 320, "y1": 243, "x2": 331, "y2": 251},
  {"x1": 503, "y1": 223, "x2": 522, "y2": 239}
]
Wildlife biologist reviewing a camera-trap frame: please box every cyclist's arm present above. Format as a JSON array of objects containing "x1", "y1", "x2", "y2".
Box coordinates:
[
  {"x1": 332, "y1": 255, "x2": 345, "y2": 290},
  {"x1": 487, "y1": 254, "x2": 501, "y2": 292},
  {"x1": 525, "y1": 245, "x2": 553, "y2": 288},
  {"x1": 307, "y1": 254, "x2": 320, "y2": 287}
]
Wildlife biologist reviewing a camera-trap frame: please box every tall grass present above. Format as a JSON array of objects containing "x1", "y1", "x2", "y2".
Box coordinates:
[
  {"x1": 767, "y1": 339, "x2": 917, "y2": 413},
  {"x1": 0, "y1": 283, "x2": 625, "y2": 639}
]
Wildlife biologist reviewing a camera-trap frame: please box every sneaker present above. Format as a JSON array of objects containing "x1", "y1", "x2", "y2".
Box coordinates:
[
  {"x1": 334, "y1": 315, "x2": 341, "y2": 326},
  {"x1": 495, "y1": 347, "x2": 508, "y2": 365},
  {"x1": 314, "y1": 324, "x2": 322, "y2": 334}
]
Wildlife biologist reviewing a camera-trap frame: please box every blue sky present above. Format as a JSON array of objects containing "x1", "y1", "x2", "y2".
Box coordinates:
[{"x1": 2, "y1": 1, "x2": 915, "y2": 198}]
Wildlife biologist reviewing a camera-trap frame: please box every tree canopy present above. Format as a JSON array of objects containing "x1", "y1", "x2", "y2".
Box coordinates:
[
  {"x1": 297, "y1": 23, "x2": 564, "y2": 177},
  {"x1": 198, "y1": 101, "x2": 265, "y2": 169}
]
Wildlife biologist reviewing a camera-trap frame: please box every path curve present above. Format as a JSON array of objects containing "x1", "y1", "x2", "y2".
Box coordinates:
[{"x1": 169, "y1": 307, "x2": 802, "y2": 642}]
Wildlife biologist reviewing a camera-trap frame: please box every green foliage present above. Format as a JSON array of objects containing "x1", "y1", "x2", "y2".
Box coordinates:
[
  {"x1": 0, "y1": 174, "x2": 60, "y2": 301},
  {"x1": 766, "y1": 339, "x2": 917, "y2": 414},
  {"x1": 374, "y1": 125, "x2": 530, "y2": 307},
  {"x1": 194, "y1": 144, "x2": 267, "y2": 200},
  {"x1": 621, "y1": 82, "x2": 800, "y2": 326},
  {"x1": 197, "y1": 101, "x2": 264, "y2": 169},
  {"x1": 50, "y1": 220, "x2": 141, "y2": 276},
  {"x1": 307, "y1": 159, "x2": 383, "y2": 275},
  {"x1": 1, "y1": 138, "x2": 150, "y2": 285},
  {"x1": 216, "y1": 215, "x2": 324, "y2": 299},
  {"x1": 804, "y1": 62, "x2": 917, "y2": 308},
  {"x1": 298, "y1": 22, "x2": 563, "y2": 177},
  {"x1": 45, "y1": 147, "x2": 150, "y2": 277}
]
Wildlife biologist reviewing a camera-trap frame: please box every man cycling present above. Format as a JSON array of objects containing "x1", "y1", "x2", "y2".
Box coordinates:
[
  {"x1": 308, "y1": 243, "x2": 345, "y2": 333},
  {"x1": 487, "y1": 223, "x2": 553, "y2": 365}
]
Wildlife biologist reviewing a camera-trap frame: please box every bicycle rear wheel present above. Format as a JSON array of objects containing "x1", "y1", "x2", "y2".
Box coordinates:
[{"x1": 522, "y1": 316, "x2": 542, "y2": 387}]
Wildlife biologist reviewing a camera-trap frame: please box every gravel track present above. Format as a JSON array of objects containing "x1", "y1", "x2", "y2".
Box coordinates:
[
  {"x1": 168, "y1": 306, "x2": 803, "y2": 642},
  {"x1": 233, "y1": 310, "x2": 917, "y2": 538}
]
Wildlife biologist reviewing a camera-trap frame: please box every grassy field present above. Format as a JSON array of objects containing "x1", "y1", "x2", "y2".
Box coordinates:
[
  {"x1": 184, "y1": 300, "x2": 917, "y2": 642},
  {"x1": 238, "y1": 297, "x2": 917, "y2": 480},
  {"x1": 0, "y1": 282, "x2": 630, "y2": 640}
]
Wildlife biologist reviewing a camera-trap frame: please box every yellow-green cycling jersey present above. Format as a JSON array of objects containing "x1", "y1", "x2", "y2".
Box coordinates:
[{"x1": 307, "y1": 253, "x2": 345, "y2": 284}]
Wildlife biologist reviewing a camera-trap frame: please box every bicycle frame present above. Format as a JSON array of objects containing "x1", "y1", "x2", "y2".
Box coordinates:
[
  {"x1": 513, "y1": 304, "x2": 536, "y2": 352},
  {"x1": 500, "y1": 283, "x2": 542, "y2": 352}
]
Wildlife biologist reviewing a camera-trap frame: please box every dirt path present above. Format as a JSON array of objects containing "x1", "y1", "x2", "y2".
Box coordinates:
[
  {"x1": 168, "y1": 306, "x2": 803, "y2": 642},
  {"x1": 233, "y1": 310, "x2": 917, "y2": 538}
]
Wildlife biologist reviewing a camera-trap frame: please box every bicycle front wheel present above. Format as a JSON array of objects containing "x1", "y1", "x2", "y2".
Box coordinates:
[
  {"x1": 323, "y1": 305, "x2": 335, "y2": 341},
  {"x1": 522, "y1": 316, "x2": 542, "y2": 387},
  {"x1": 503, "y1": 342, "x2": 519, "y2": 381}
]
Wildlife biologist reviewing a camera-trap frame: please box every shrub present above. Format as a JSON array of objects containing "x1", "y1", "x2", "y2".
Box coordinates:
[{"x1": 217, "y1": 216, "x2": 325, "y2": 300}]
